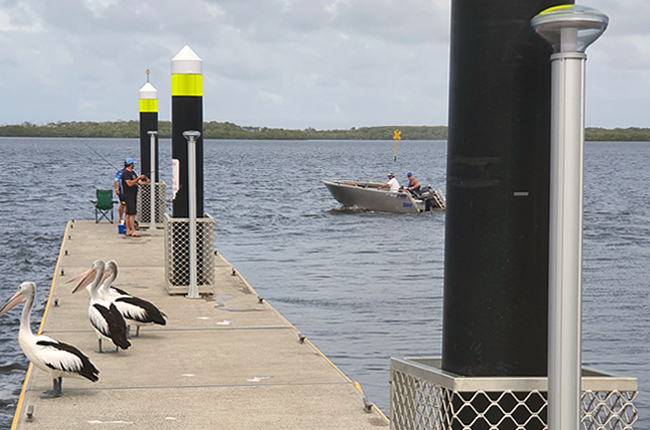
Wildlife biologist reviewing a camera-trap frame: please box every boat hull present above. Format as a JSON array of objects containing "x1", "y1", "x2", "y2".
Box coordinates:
[{"x1": 322, "y1": 179, "x2": 432, "y2": 214}]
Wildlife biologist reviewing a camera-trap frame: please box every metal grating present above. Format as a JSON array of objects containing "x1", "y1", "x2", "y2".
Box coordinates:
[
  {"x1": 390, "y1": 357, "x2": 638, "y2": 430},
  {"x1": 136, "y1": 182, "x2": 167, "y2": 224},
  {"x1": 582, "y1": 390, "x2": 638, "y2": 430},
  {"x1": 163, "y1": 213, "x2": 215, "y2": 294}
]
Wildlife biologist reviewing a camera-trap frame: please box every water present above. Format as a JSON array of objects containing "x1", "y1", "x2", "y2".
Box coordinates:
[{"x1": 0, "y1": 137, "x2": 648, "y2": 428}]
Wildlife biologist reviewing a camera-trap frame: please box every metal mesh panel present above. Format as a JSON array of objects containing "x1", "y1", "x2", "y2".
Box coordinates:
[
  {"x1": 136, "y1": 182, "x2": 167, "y2": 224},
  {"x1": 163, "y1": 213, "x2": 215, "y2": 294},
  {"x1": 582, "y1": 390, "x2": 638, "y2": 430},
  {"x1": 390, "y1": 358, "x2": 638, "y2": 430},
  {"x1": 390, "y1": 370, "x2": 448, "y2": 429}
]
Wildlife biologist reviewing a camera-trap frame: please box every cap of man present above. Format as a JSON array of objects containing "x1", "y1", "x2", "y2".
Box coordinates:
[{"x1": 125, "y1": 158, "x2": 137, "y2": 166}]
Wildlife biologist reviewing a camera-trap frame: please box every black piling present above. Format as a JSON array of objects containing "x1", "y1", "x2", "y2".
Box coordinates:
[
  {"x1": 171, "y1": 46, "x2": 203, "y2": 219},
  {"x1": 139, "y1": 71, "x2": 159, "y2": 182},
  {"x1": 170, "y1": 46, "x2": 206, "y2": 288},
  {"x1": 441, "y1": 0, "x2": 572, "y2": 378}
]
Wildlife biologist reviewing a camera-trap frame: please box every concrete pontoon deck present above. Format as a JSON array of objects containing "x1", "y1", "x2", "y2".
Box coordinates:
[{"x1": 11, "y1": 220, "x2": 388, "y2": 429}]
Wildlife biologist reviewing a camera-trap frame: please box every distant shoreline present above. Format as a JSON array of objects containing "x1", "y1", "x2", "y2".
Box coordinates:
[{"x1": 0, "y1": 121, "x2": 647, "y2": 141}]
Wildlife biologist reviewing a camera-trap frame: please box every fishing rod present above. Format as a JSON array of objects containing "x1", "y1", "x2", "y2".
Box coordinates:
[{"x1": 77, "y1": 137, "x2": 158, "y2": 177}]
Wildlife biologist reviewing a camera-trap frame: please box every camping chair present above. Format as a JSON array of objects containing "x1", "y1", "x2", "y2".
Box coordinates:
[{"x1": 91, "y1": 190, "x2": 118, "y2": 223}]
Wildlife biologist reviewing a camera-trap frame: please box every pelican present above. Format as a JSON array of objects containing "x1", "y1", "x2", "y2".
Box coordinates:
[
  {"x1": 100, "y1": 260, "x2": 166, "y2": 337},
  {"x1": 0, "y1": 282, "x2": 99, "y2": 397},
  {"x1": 69, "y1": 259, "x2": 131, "y2": 353}
]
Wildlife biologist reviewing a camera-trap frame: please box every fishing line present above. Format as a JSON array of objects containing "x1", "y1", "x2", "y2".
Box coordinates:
[
  {"x1": 76, "y1": 137, "x2": 120, "y2": 171},
  {"x1": 76, "y1": 137, "x2": 158, "y2": 179}
]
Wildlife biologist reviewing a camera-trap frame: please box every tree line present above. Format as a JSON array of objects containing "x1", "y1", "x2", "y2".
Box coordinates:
[{"x1": 0, "y1": 121, "x2": 647, "y2": 141}]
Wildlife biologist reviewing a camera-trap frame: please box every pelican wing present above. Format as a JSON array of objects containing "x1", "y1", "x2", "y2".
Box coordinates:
[
  {"x1": 110, "y1": 286, "x2": 130, "y2": 296},
  {"x1": 89, "y1": 304, "x2": 113, "y2": 337},
  {"x1": 115, "y1": 296, "x2": 167, "y2": 325},
  {"x1": 90, "y1": 303, "x2": 131, "y2": 350},
  {"x1": 35, "y1": 339, "x2": 99, "y2": 382}
]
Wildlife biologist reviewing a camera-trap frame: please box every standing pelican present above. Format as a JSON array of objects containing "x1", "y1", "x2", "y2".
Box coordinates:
[
  {"x1": 69, "y1": 260, "x2": 131, "y2": 353},
  {"x1": 100, "y1": 260, "x2": 166, "y2": 337},
  {"x1": 0, "y1": 282, "x2": 99, "y2": 397}
]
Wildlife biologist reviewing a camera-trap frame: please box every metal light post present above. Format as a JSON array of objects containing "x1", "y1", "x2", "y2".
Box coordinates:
[
  {"x1": 531, "y1": 6, "x2": 608, "y2": 429},
  {"x1": 148, "y1": 131, "x2": 158, "y2": 231},
  {"x1": 183, "y1": 130, "x2": 201, "y2": 299}
]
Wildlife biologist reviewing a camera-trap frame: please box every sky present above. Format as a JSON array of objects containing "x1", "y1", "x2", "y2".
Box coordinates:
[{"x1": 0, "y1": 0, "x2": 648, "y2": 130}]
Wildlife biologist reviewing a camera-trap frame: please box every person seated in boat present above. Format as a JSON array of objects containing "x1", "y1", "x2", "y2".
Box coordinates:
[
  {"x1": 377, "y1": 173, "x2": 400, "y2": 192},
  {"x1": 405, "y1": 172, "x2": 421, "y2": 194}
]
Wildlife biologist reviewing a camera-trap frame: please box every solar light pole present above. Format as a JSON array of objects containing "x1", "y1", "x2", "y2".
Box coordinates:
[
  {"x1": 148, "y1": 131, "x2": 157, "y2": 231},
  {"x1": 531, "y1": 5, "x2": 608, "y2": 429},
  {"x1": 183, "y1": 130, "x2": 201, "y2": 299}
]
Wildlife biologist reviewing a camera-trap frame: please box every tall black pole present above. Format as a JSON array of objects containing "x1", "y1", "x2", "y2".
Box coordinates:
[
  {"x1": 441, "y1": 0, "x2": 573, "y2": 377},
  {"x1": 171, "y1": 45, "x2": 203, "y2": 219},
  {"x1": 139, "y1": 72, "x2": 158, "y2": 182}
]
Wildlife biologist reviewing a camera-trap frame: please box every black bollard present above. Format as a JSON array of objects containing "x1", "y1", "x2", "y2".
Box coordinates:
[
  {"x1": 441, "y1": 0, "x2": 573, "y2": 378},
  {"x1": 139, "y1": 70, "x2": 159, "y2": 182},
  {"x1": 171, "y1": 46, "x2": 203, "y2": 219},
  {"x1": 170, "y1": 46, "x2": 205, "y2": 288}
]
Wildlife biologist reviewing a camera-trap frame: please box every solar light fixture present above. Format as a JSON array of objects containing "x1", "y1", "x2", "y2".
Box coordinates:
[{"x1": 531, "y1": 5, "x2": 608, "y2": 54}]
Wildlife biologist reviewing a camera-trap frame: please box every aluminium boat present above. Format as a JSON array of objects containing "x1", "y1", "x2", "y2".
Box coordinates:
[{"x1": 321, "y1": 179, "x2": 445, "y2": 214}]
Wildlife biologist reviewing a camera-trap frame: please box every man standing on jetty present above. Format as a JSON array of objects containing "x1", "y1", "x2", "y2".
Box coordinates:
[{"x1": 121, "y1": 158, "x2": 150, "y2": 237}]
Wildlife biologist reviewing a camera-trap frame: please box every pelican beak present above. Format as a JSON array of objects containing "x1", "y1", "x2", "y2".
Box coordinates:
[
  {"x1": 68, "y1": 268, "x2": 97, "y2": 294},
  {"x1": 0, "y1": 289, "x2": 26, "y2": 315}
]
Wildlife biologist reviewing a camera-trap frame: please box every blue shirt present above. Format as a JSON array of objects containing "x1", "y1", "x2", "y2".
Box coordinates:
[{"x1": 114, "y1": 169, "x2": 125, "y2": 194}]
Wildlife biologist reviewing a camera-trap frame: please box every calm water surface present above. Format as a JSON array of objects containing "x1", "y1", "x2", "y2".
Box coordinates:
[{"x1": 0, "y1": 137, "x2": 647, "y2": 428}]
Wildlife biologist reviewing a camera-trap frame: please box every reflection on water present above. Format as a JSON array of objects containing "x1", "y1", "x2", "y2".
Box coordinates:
[{"x1": 0, "y1": 138, "x2": 648, "y2": 428}]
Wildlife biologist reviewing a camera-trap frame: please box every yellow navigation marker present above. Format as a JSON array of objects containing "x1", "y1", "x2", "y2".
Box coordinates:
[{"x1": 393, "y1": 130, "x2": 401, "y2": 162}]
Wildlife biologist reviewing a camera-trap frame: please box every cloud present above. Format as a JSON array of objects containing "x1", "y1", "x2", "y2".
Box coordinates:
[
  {"x1": 0, "y1": 2, "x2": 41, "y2": 32},
  {"x1": 0, "y1": 0, "x2": 648, "y2": 129},
  {"x1": 258, "y1": 90, "x2": 285, "y2": 105}
]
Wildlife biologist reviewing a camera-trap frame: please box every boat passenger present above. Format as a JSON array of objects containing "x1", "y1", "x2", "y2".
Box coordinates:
[
  {"x1": 377, "y1": 173, "x2": 400, "y2": 192},
  {"x1": 405, "y1": 172, "x2": 421, "y2": 194}
]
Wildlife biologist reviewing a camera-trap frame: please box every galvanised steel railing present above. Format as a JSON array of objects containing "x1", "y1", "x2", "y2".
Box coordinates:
[
  {"x1": 390, "y1": 357, "x2": 637, "y2": 430},
  {"x1": 163, "y1": 213, "x2": 215, "y2": 295},
  {"x1": 136, "y1": 182, "x2": 167, "y2": 224}
]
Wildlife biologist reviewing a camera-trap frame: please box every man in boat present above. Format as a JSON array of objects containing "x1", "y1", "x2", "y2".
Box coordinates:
[
  {"x1": 377, "y1": 173, "x2": 400, "y2": 192},
  {"x1": 405, "y1": 172, "x2": 421, "y2": 194}
]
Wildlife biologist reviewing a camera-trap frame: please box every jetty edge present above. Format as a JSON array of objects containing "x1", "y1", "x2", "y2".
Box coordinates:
[{"x1": 10, "y1": 220, "x2": 389, "y2": 429}]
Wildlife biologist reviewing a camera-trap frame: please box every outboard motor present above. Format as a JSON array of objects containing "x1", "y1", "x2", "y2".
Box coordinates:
[{"x1": 416, "y1": 185, "x2": 445, "y2": 211}]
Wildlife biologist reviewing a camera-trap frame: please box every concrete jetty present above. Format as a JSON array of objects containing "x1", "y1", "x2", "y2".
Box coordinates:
[{"x1": 11, "y1": 220, "x2": 388, "y2": 429}]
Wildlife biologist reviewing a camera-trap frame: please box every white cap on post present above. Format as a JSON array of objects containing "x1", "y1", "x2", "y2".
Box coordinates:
[
  {"x1": 171, "y1": 45, "x2": 202, "y2": 75},
  {"x1": 139, "y1": 82, "x2": 158, "y2": 100}
]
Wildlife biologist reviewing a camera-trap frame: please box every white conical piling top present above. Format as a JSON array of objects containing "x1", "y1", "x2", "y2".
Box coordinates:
[
  {"x1": 171, "y1": 45, "x2": 202, "y2": 75},
  {"x1": 139, "y1": 82, "x2": 158, "y2": 100}
]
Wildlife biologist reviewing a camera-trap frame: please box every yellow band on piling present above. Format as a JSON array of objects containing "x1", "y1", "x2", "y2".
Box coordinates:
[
  {"x1": 139, "y1": 98, "x2": 158, "y2": 113},
  {"x1": 172, "y1": 74, "x2": 203, "y2": 97}
]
